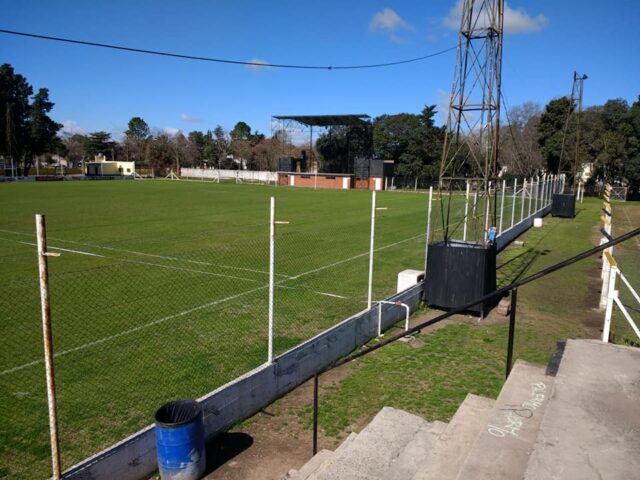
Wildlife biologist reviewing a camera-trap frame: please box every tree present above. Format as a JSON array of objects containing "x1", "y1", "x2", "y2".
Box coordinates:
[
  {"x1": 0, "y1": 64, "x2": 61, "y2": 175},
  {"x1": 537, "y1": 97, "x2": 574, "y2": 175},
  {"x1": 373, "y1": 106, "x2": 444, "y2": 178},
  {"x1": 148, "y1": 134, "x2": 174, "y2": 175},
  {"x1": 500, "y1": 102, "x2": 544, "y2": 176},
  {"x1": 84, "y1": 131, "x2": 116, "y2": 160},
  {"x1": 212, "y1": 125, "x2": 231, "y2": 168},
  {"x1": 230, "y1": 121, "x2": 251, "y2": 141},
  {"x1": 124, "y1": 116, "x2": 150, "y2": 164}
]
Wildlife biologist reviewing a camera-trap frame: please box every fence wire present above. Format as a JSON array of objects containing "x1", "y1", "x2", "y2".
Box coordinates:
[{"x1": 0, "y1": 176, "x2": 561, "y2": 478}]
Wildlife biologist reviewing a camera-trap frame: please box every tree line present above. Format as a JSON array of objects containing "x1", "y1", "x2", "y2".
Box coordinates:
[{"x1": 1, "y1": 63, "x2": 639, "y2": 197}]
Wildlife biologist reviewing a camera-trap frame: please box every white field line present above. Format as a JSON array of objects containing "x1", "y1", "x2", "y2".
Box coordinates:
[
  {"x1": 0, "y1": 237, "x2": 262, "y2": 284},
  {"x1": 278, "y1": 285, "x2": 349, "y2": 299},
  {"x1": 0, "y1": 228, "x2": 287, "y2": 278},
  {"x1": 1, "y1": 230, "x2": 427, "y2": 376}
]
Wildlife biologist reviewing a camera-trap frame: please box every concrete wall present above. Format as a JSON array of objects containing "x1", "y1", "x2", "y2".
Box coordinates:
[
  {"x1": 181, "y1": 168, "x2": 277, "y2": 183},
  {"x1": 277, "y1": 172, "x2": 354, "y2": 190},
  {"x1": 62, "y1": 283, "x2": 424, "y2": 480},
  {"x1": 495, "y1": 205, "x2": 551, "y2": 253}
]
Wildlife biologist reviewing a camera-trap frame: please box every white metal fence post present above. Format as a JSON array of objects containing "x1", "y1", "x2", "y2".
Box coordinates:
[
  {"x1": 534, "y1": 176, "x2": 540, "y2": 213},
  {"x1": 521, "y1": 179, "x2": 526, "y2": 222},
  {"x1": 424, "y1": 186, "x2": 433, "y2": 273},
  {"x1": 367, "y1": 190, "x2": 377, "y2": 310},
  {"x1": 602, "y1": 263, "x2": 617, "y2": 343},
  {"x1": 463, "y1": 181, "x2": 470, "y2": 241},
  {"x1": 499, "y1": 180, "x2": 506, "y2": 234},
  {"x1": 528, "y1": 177, "x2": 533, "y2": 217},
  {"x1": 511, "y1": 178, "x2": 517, "y2": 228},
  {"x1": 36, "y1": 214, "x2": 62, "y2": 480},
  {"x1": 268, "y1": 197, "x2": 276, "y2": 363}
]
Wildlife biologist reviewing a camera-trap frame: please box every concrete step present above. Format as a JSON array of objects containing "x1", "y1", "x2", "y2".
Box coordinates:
[
  {"x1": 413, "y1": 393, "x2": 495, "y2": 480},
  {"x1": 286, "y1": 432, "x2": 358, "y2": 480},
  {"x1": 309, "y1": 407, "x2": 429, "y2": 480},
  {"x1": 454, "y1": 360, "x2": 554, "y2": 480},
  {"x1": 385, "y1": 420, "x2": 447, "y2": 480},
  {"x1": 525, "y1": 340, "x2": 640, "y2": 480},
  {"x1": 286, "y1": 449, "x2": 333, "y2": 480}
]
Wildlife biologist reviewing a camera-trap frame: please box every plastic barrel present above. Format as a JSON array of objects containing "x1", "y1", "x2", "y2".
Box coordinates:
[{"x1": 155, "y1": 399, "x2": 206, "y2": 480}]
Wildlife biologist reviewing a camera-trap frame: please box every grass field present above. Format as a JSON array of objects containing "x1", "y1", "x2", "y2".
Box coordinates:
[
  {"x1": 0, "y1": 178, "x2": 551, "y2": 478},
  {"x1": 0, "y1": 179, "x2": 444, "y2": 478}
]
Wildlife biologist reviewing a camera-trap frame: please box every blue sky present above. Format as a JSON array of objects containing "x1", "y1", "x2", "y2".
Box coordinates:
[{"x1": 1, "y1": 1, "x2": 639, "y2": 139}]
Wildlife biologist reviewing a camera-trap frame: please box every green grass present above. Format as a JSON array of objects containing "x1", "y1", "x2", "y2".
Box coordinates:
[
  {"x1": 303, "y1": 197, "x2": 621, "y2": 440},
  {"x1": 0, "y1": 180, "x2": 442, "y2": 479},
  {"x1": 0, "y1": 179, "x2": 563, "y2": 478}
]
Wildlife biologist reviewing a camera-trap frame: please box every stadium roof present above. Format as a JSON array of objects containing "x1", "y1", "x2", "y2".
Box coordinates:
[{"x1": 272, "y1": 114, "x2": 371, "y2": 127}]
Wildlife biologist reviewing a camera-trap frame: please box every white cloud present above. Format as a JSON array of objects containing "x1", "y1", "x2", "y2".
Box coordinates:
[
  {"x1": 245, "y1": 58, "x2": 272, "y2": 71},
  {"x1": 369, "y1": 8, "x2": 414, "y2": 42},
  {"x1": 443, "y1": 1, "x2": 547, "y2": 34},
  {"x1": 180, "y1": 113, "x2": 204, "y2": 123},
  {"x1": 164, "y1": 127, "x2": 181, "y2": 136},
  {"x1": 60, "y1": 120, "x2": 84, "y2": 135}
]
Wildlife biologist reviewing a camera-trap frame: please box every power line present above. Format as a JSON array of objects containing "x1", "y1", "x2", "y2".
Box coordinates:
[{"x1": 0, "y1": 28, "x2": 456, "y2": 70}]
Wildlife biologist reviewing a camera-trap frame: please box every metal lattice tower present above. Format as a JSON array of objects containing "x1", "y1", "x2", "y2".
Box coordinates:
[
  {"x1": 571, "y1": 71, "x2": 587, "y2": 190},
  {"x1": 439, "y1": 0, "x2": 504, "y2": 246}
]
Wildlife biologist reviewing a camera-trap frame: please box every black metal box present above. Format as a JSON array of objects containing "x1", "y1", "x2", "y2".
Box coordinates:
[
  {"x1": 424, "y1": 241, "x2": 497, "y2": 315},
  {"x1": 551, "y1": 193, "x2": 576, "y2": 218}
]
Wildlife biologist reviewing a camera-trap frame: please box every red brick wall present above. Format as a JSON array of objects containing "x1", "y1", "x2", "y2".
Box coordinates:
[{"x1": 278, "y1": 173, "x2": 353, "y2": 189}]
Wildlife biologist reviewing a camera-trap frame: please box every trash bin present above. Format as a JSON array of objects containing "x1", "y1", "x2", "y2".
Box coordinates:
[{"x1": 155, "y1": 399, "x2": 206, "y2": 480}]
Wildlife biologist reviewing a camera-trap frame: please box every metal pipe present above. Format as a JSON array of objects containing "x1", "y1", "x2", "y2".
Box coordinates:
[
  {"x1": 511, "y1": 178, "x2": 517, "y2": 228},
  {"x1": 268, "y1": 197, "x2": 275, "y2": 363},
  {"x1": 323, "y1": 227, "x2": 640, "y2": 373},
  {"x1": 424, "y1": 186, "x2": 433, "y2": 273},
  {"x1": 528, "y1": 177, "x2": 533, "y2": 217},
  {"x1": 36, "y1": 214, "x2": 62, "y2": 480},
  {"x1": 463, "y1": 182, "x2": 470, "y2": 241},
  {"x1": 521, "y1": 179, "x2": 526, "y2": 222},
  {"x1": 378, "y1": 300, "x2": 411, "y2": 333},
  {"x1": 367, "y1": 191, "x2": 376, "y2": 310},
  {"x1": 499, "y1": 180, "x2": 505, "y2": 234},
  {"x1": 312, "y1": 373, "x2": 319, "y2": 456},
  {"x1": 506, "y1": 288, "x2": 518, "y2": 378}
]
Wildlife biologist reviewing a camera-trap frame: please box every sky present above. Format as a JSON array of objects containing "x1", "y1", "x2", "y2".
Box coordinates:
[{"x1": 1, "y1": 0, "x2": 639, "y2": 140}]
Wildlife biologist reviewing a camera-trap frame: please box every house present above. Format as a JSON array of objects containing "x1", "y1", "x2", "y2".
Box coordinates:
[{"x1": 85, "y1": 154, "x2": 135, "y2": 176}]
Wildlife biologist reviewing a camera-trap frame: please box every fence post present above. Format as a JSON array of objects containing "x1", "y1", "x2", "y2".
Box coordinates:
[
  {"x1": 527, "y1": 177, "x2": 532, "y2": 217},
  {"x1": 367, "y1": 190, "x2": 376, "y2": 310},
  {"x1": 463, "y1": 181, "x2": 470, "y2": 241},
  {"x1": 506, "y1": 288, "x2": 518, "y2": 378},
  {"x1": 268, "y1": 197, "x2": 276, "y2": 363},
  {"x1": 424, "y1": 186, "x2": 433, "y2": 273},
  {"x1": 36, "y1": 214, "x2": 62, "y2": 480},
  {"x1": 602, "y1": 264, "x2": 617, "y2": 343},
  {"x1": 312, "y1": 373, "x2": 319, "y2": 455},
  {"x1": 511, "y1": 178, "x2": 517, "y2": 229},
  {"x1": 521, "y1": 179, "x2": 526, "y2": 222},
  {"x1": 499, "y1": 180, "x2": 505, "y2": 234},
  {"x1": 534, "y1": 176, "x2": 539, "y2": 213}
]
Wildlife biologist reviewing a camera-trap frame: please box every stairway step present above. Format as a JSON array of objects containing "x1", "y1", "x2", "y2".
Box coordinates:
[
  {"x1": 385, "y1": 420, "x2": 447, "y2": 480},
  {"x1": 288, "y1": 449, "x2": 334, "y2": 480},
  {"x1": 525, "y1": 340, "x2": 640, "y2": 480},
  {"x1": 310, "y1": 407, "x2": 429, "y2": 480},
  {"x1": 454, "y1": 360, "x2": 554, "y2": 480},
  {"x1": 413, "y1": 393, "x2": 494, "y2": 480}
]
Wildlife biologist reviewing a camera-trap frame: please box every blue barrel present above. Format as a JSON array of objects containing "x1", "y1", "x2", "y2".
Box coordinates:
[{"x1": 155, "y1": 399, "x2": 206, "y2": 480}]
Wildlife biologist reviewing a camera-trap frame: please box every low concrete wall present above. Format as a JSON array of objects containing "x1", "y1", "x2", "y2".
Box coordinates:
[
  {"x1": 62, "y1": 284, "x2": 423, "y2": 480},
  {"x1": 181, "y1": 168, "x2": 277, "y2": 183},
  {"x1": 495, "y1": 205, "x2": 551, "y2": 253}
]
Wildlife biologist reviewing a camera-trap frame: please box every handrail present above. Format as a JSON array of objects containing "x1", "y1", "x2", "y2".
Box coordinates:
[
  {"x1": 327, "y1": 227, "x2": 640, "y2": 372},
  {"x1": 310, "y1": 226, "x2": 640, "y2": 454}
]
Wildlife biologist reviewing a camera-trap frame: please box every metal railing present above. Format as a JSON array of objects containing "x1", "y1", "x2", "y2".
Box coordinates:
[{"x1": 310, "y1": 226, "x2": 640, "y2": 455}]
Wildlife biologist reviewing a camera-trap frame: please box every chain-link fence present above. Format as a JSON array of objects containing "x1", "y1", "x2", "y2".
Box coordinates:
[
  {"x1": 0, "y1": 184, "x2": 434, "y2": 479},
  {"x1": 0, "y1": 176, "x2": 562, "y2": 479}
]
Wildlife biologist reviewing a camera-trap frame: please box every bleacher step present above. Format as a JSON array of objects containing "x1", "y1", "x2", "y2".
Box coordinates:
[
  {"x1": 309, "y1": 407, "x2": 429, "y2": 480},
  {"x1": 454, "y1": 360, "x2": 553, "y2": 480},
  {"x1": 525, "y1": 340, "x2": 640, "y2": 480},
  {"x1": 385, "y1": 420, "x2": 447, "y2": 480},
  {"x1": 413, "y1": 393, "x2": 495, "y2": 480}
]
